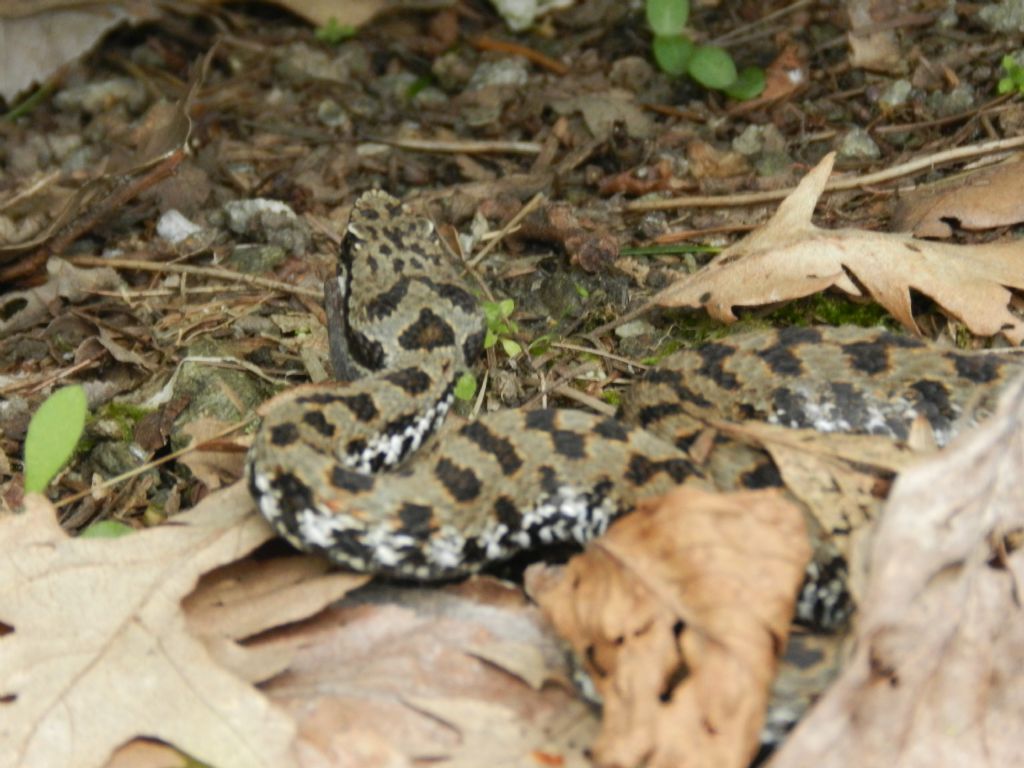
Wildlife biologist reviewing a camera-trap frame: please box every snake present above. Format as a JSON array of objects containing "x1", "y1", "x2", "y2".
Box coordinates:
[{"x1": 246, "y1": 190, "x2": 1024, "y2": 593}]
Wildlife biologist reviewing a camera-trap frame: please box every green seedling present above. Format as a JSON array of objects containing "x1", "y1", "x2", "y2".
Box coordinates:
[
  {"x1": 23, "y1": 385, "x2": 88, "y2": 493},
  {"x1": 483, "y1": 299, "x2": 523, "y2": 358},
  {"x1": 80, "y1": 520, "x2": 135, "y2": 539},
  {"x1": 646, "y1": 0, "x2": 765, "y2": 100},
  {"x1": 998, "y1": 54, "x2": 1024, "y2": 95},
  {"x1": 315, "y1": 17, "x2": 356, "y2": 45},
  {"x1": 454, "y1": 371, "x2": 478, "y2": 402}
]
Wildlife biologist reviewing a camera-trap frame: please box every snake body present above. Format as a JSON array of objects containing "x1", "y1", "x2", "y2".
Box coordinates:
[
  {"x1": 247, "y1": 191, "x2": 702, "y2": 579},
  {"x1": 246, "y1": 191, "x2": 1024, "y2": 583}
]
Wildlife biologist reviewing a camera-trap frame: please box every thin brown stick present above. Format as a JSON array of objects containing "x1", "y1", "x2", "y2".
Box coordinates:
[
  {"x1": 874, "y1": 95, "x2": 1015, "y2": 134},
  {"x1": 470, "y1": 34, "x2": 569, "y2": 75},
  {"x1": 549, "y1": 384, "x2": 616, "y2": 416},
  {"x1": 624, "y1": 135, "x2": 1024, "y2": 212},
  {"x1": 0, "y1": 150, "x2": 188, "y2": 285},
  {"x1": 549, "y1": 341, "x2": 651, "y2": 370},
  {"x1": 652, "y1": 223, "x2": 756, "y2": 244},
  {"x1": 0, "y1": 351, "x2": 107, "y2": 397},
  {"x1": 467, "y1": 192, "x2": 544, "y2": 268},
  {"x1": 584, "y1": 300, "x2": 659, "y2": 345},
  {"x1": 366, "y1": 136, "x2": 542, "y2": 156},
  {"x1": 711, "y1": 0, "x2": 815, "y2": 45},
  {"x1": 55, "y1": 417, "x2": 253, "y2": 509},
  {"x1": 68, "y1": 256, "x2": 321, "y2": 299}
]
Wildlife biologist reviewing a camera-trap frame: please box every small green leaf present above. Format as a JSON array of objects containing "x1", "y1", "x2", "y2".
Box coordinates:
[
  {"x1": 497, "y1": 298, "x2": 515, "y2": 318},
  {"x1": 652, "y1": 35, "x2": 694, "y2": 77},
  {"x1": 688, "y1": 45, "x2": 738, "y2": 90},
  {"x1": 315, "y1": 17, "x2": 356, "y2": 44},
  {"x1": 482, "y1": 301, "x2": 501, "y2": 326},
  {"x1": 574, "y1": 283, "x2": 590, "y2": 299},
  {"x1": 454, "y1": 372, "x2": 478, "y2": 401},
  {"x1": 484, "y1": 329, "x2": 498, "y2": 349},
  {"x1": 80, "y1": 520, "x2": 135, "y2": 539},
  {"x1": 725, "y1": 66, "x2": 766, "y2": 100},
  {"x1": 500, "y1": 338, "x2": 523, "y2": 357},
  {"x1": 646, "y1": 0, "x2": 689, "y2": 36},
  {"x1": 999, "y1": 77, "x2": 1015, "y2": 94},
  {"x1": 529, "y1": 334, "x2": 553, "y2": 356},
  {"x1": 24, "y1": 385, "x2": 87, "y2": 493}
]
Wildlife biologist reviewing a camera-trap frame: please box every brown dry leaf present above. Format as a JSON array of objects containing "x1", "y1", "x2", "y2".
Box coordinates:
[
  {"x1": 270, "y1": 0, "x2": 451, "y2": 28},
  {"x1": 185, "y1": 555, "x2": 369, "y2": 683},
  {"x1": 687, "y1": 138, "x2": 750, "y2": 179},
  {"x1": 722, "y1": 421, "x2": 920, "y2": 606},
  {"x1": 845, "y1": 0, "x2": 902, "y2": 73},
  {"x1": 715, "y1": 418, "x2": 919, "y2": 562},
  {"x1": 768, "y1": 374, "x2": 1024, "y2": 768},
  {"x1": 0, "y1": 257, "x2": 123, "y2": 336},
  {"x1": 0, "y1": 1, "x2": 159, "y2": 102},
  {"x1": 527, "y1": 486, "x2": 810, "y2": 768},
  {"x1": 655, "y1": 152, "x2": 1024, "y2": 343},
  {"x1": 895, "y1": 156, "x2": 1024, "y2": 237},
  {"x1": 177, "y1": 418, "x2": 248, "y2": 490},
  {"x1": 0, "y1": 485, "x2": 297, "y2": 768},
  {"x1": 728, "y1": 44, "x2": 807, "y2": 115},
  {"x1": 255, "y1": 578, "x2": 598, "y2": 767}
]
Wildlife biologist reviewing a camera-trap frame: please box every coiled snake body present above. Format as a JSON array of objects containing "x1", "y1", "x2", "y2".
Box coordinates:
[{"x1": 246, "y1": 191, "x2": 1024, "y2": 586}]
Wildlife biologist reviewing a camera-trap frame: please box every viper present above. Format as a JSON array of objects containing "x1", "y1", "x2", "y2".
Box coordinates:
[{"x1": 246, "y1": 190, "x2": 1024, "y2": 592}]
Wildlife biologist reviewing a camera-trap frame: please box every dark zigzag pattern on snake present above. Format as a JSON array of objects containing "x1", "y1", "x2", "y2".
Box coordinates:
[{"x1": 246, "y1": 190, "x2": 1024, "y2": 592}]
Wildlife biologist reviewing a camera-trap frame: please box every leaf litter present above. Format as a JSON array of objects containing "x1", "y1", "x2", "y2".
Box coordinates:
[
  {"x1": 3, "y1": 2, "x2": 1024, "y2": 767},
  {"x1": 768, "y1": 371, "x2": 1024, "y2": 768},
  {"x1": 0, "y1": 485, "x2": 295, "y2": 768},
  {"x1": 254, "y1": 579, "x2": 599, "y2": 768},
  {"x1": 527, "y1": 486, "x2": 810, "y2": 768},
  {"x1": 894, "y1": 155, "x2": 1024, "y2": 238},
  {"x1": 656, "y1": 152, "x2": 1024, "y2": 343}
]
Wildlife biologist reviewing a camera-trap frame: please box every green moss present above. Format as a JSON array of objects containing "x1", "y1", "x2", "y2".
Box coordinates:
[
  {"x1": 602, "y1": 389, "x2": 623, "y2": 407},
  {"x1": 97, "y1": 402, "x2": 153, "y2": 443},
  {"x1": 647, "y1": 294, "x2": 899, "y2": 365},
  {"x1": 750, "y1": 294, "x2": 895, "y2": 330}
]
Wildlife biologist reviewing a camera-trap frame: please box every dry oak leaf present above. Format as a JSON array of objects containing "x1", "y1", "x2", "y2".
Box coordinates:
[
  {"x1": 527, "y1": 486, "x2": 810, "y2": 768},
  {"x1": 768, "y1": 373, "x2": 1024, "y2": 768},
  {"x1": 894, "y1": 155, "x2": 1024, "y2": 237},
  {"x1": 0, "y1": 484, "x2": 297, "y2": 768},
  {"x1": 655, "y1": 152, "x2": 1024, "y2": 343}
]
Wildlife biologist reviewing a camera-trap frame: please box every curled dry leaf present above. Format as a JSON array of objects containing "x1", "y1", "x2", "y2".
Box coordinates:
[
  {"x1": 0, "y1": 2, "x2": 158, "y2": 102},
  {"x1": 768, "y1": 374, "x2": 1024, "y2": 768},
  {"x1": 655, "y1": 152, "x2": 1024, "y2": 343},
  {"x1": 0, "y1": 257, "x2": 123, "y2": 336},
  {"x1": 894, "y1": 155, "x2": 1024, "y2": 237},
  {"x1": 185, "y1": 555, "x2": 369, "y2": 684},
  {"x1": 527, "y1": 486, "x2": 810, "y2": 768},
  {"x1": 729, "y1": 44, "x2": 807, "y2": 115}
]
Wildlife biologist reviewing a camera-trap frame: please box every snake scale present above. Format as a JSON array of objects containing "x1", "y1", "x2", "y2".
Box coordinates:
[{"x1": 246, "y1": 190, "x2": 1024, "y2": 592}]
